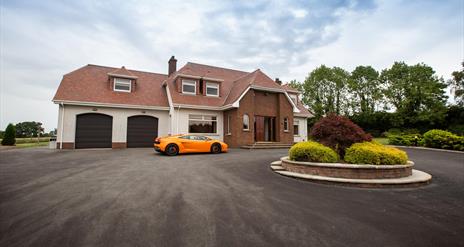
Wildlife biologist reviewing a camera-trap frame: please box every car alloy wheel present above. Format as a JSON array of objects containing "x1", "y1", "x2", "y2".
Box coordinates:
[
  {"x1": 165, "y1": 144, "x2": 179, "y2": 156},
  {"x1": 211, "y1": 143, "x2": 221, "y2": 154}
]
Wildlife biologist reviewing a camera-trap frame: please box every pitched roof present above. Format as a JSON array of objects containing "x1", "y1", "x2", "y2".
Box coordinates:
[
  {"x1": 53, "y1": 61, "x2": 312, "y2": 117},
  {"x1": 107, "y1": 66, "x2": 138, "y2": 79},
  {"x1": 166, "y1": 62, "x2": 249, "y2": 107},
  {"x1": 281, "y1": 83, "x2": 301, "y2": 93},
  {"x1": 53, "y1": 65, "x2": 169, "y2": 107}
]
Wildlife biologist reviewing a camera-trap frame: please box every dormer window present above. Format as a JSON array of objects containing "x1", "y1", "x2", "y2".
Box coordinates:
[
  {"x1": 289, "y1": 94, "x2": 297, "y2": 104},
  {"x1": 206, "y1": 82, "x2": 219, "y2": 97},
  {"x1": 114, "y1": 78, "x2": 131, "y2": 92},
  {"x1": 182, "y1": 79, "x2": 196, "y2": 95}
]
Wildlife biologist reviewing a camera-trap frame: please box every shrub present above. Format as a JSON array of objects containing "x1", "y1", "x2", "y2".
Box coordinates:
[
  {"x1": 1, "y1": 124, "x2": 16, "y2": 146},
  {"x1": 344, "y1": 142, "x2": 408, "y2": 165},
  {"x1": 448, "y1": 124, "x2": 464, "y2": 136},
  {"x1": 289, "y1": 141, "x2": 339, "y2": 163},
  {"x1": 388, "y1": 134, "x2": 422, "y2": 146},
  {"x1": 310, "y1": 114, "x2": 372, "y2": 156},
  {"x1": 423, "y1": 129, "x2": 464, "y2": 151}
]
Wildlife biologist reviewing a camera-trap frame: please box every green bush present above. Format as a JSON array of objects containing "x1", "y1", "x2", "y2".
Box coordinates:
[
  {"x1": 448, "y1": 124, "x2": 464, "y2": 136},
  {"x1": 344, "y1": 142, "x2": 409, "y2": 165},
  {"x1": 289, "y1": 141, "x2": 339, "y2": 163},
  {"x1": 388, "y1": 134, "x2": 422, "y2": 146},
  {"x1": 1, "y1": 124, "x2": 16, "y2": 146},
  {"x1": 423, "y1": 129, "x2": 464, "y2": 151}
]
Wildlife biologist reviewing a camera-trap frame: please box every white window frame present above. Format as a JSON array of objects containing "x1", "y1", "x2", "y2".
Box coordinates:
[
  {"x1": 206, "y1": 82, "x2": 219, "y2": 97},
  {"x1": 293, "y1": 119, "x2": 299, "y2": 136},
  {"x1": 188, "y1": 114, "x2": 218, "y2": 134},
  {"x1": 243, "y1": 114, "x2": 250, "y2": 131},
  {"x1": 290, "y1": 94, "x2": 297, "y2": 104},
  {"x1": 182, "y1": 79, "x2": 196, "y2": 95},
  {"x1": 113, "y1": 78, "x2": 131, "y2": 92},
  {"x1": 226, "y1": 115, "x2": 231, "y2": 135},
  {"x1": 284, "y1": 117, "x2": 289, "y2": 132}
]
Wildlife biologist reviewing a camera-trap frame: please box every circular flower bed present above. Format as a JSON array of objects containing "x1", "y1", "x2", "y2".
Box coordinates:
[
  {"x1": 285, "y1": 141, "x2": 414, "y2": 179},
  {"x1": 272, "y1": 115, "x2": 431, "y2": 187}
]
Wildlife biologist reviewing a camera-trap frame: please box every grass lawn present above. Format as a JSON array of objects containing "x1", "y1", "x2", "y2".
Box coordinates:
[
  {"x1": 16, "y1": 142, "x2": 49, "y2": 148},
  {"x1": 374, "y1": 137, "x2": 389, "y2": 145},
  {"x1": 1, "y1": 141, "x2": 49, "y2": 149}
]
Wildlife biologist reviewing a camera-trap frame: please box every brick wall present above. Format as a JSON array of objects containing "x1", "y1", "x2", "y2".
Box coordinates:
[{"x1": 224, "y1": 89, "x2": 293, "y2": 147}]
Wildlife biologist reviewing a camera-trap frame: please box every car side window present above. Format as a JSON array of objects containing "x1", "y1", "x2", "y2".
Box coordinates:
[{"x1": 179, "y1": 135, "x2": 191, "y2": 140}]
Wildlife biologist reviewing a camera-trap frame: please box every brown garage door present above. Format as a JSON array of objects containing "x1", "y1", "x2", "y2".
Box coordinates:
[
  {"x1": 127, "y1": 116, "x2": 158, "y2": 148},
  {"x1": 75, "y1": 113, "x2": 113, "y2": 149}
]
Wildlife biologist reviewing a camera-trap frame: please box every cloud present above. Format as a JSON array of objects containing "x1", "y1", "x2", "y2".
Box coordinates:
[{"x1": 0, "y1": 0, "x2": 461, "y2": 131}]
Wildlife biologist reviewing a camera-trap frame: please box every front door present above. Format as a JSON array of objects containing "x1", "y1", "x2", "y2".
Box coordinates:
[
  {"x1": 255, "y1": 116, "x2": 277, "y2": 142},
  {"x1": 255, "y1": 116, "x2": 265, "y2": 142}
]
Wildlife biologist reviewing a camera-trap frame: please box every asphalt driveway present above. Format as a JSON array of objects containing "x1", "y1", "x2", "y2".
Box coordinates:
[{"x1": 0, "y1": 147, "x2": 463, "y2": 247}]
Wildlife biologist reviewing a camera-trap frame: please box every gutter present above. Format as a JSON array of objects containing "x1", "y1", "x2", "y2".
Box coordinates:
[{"x1": 60, "y1": 102, "x2": 65, "y2": 149}]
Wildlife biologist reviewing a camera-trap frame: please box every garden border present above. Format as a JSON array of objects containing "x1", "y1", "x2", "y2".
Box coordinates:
[{"x1": 389, "y1": 145, "x2": 464, "y2": 154}]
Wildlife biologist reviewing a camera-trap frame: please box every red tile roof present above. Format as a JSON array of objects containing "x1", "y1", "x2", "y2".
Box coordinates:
[
  {"x1": 107, "y1": 66, "x2": 138, "y2": 79},
  {"x1": 54, "y1": 62, "x2": 312, "y2": 117},
  {"x1": 281, "y1": 83, "x2": 301, "y2": 93},
  {"x1": 53, "y1": 65, "x2": 169, "y2": 107}
]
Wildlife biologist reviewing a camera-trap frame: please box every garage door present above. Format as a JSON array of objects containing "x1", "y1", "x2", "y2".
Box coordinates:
[
  {"x1": 127, "y1": 116, "x2": 158, "y2": 148},
  {"x1": 75, "y1": 113, "x2": 113, "y2": 149}
]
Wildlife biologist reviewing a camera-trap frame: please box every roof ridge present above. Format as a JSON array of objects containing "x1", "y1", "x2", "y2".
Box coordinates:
[
  {"x1": 186, "y1": 62, "x2": 249, "y2": 74},
  {"x1": 87, "y1": 64, "x2": 167, "y2": 76}
]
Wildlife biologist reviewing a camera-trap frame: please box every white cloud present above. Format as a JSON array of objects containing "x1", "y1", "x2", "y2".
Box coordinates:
[{"x1": 0, "y1": 0, "x2": 461, "y2": 131}]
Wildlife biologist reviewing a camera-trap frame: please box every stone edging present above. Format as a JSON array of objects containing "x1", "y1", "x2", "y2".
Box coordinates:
[
  {"x1": 280, "y1": 157, "x2": 414, "y2": 179},
  {"x1": 270, "y1": 161, "x2": 432, "y2": 188},
  {"x1": 388, "y1": 145, "x2": 464, "y2": 154},
  {"x1": 280, "y1": 156, "x2": 414, "y2": 169}
]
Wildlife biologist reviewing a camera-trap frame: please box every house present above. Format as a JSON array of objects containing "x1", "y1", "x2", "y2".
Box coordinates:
[{"x1": 52, "y1": 56, "x2": 312, "y2": 149}]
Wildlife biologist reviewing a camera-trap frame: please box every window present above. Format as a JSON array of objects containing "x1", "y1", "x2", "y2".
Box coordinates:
[
  {"x1": 284, "y1": 117, "x2": 289, "y2": 132},
  {"x1": 226, "y1": 115, "x2": 231, "y2": 135},
  {"x1": 243, "y1": 114, "x2": 249, "y2": 131},
  {"x1": 206, "y1": 82, "x2": 219, "y2": 96},
  {"x1": 294, "y1": 120, "x2": 299, "y2": 135},
  {"x1": 114, "y1": 78, "x2": 131, "y2": 92},
  {"x1": 290, "y1": 94, "x2": 297, "y2": 104},
  {"x1": 182, "y1": 80, "x2": 196, "y2": 94},
  {"x1": 188, "y1": 115, "x2": 217, "y2": 134}
]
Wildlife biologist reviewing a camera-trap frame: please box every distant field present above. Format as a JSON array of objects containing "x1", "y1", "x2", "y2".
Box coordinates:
[
  {"x1": 0, "y1": 137, "x2": 50, "y2": 144},
  {"x1": 15, "y1": 142, "x2": 49, "y2": 148},
  {"x1": 373, "y1": 137, "x2": 389, "y2": 145}
]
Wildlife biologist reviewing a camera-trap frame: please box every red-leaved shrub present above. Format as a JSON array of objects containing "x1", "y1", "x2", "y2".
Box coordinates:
[{"x1": 310, "y1": 113, "x2": 372, "y2": 156}]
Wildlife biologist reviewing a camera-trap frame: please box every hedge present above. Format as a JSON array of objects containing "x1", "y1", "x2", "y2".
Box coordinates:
[
  {"x1": 387, "y1": 134, "x2": 423, "y2": 146},
  {"x1": 289, "y1": 141, "x2": 339, "y2": 163},
  {"x1": 423, "y1": 129, "x2": 464, "y2": 151},
  {"x1": 344, "y1": 142, "x2": 408, "y2": 165}
]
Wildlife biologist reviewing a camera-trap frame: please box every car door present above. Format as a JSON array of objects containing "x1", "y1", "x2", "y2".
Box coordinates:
[
  {"x1": 195, "y1": 136, "x2": 212, "y2": 152},
  {"x1": 178, "y1": 135, "x2": 195, "y2": 152}
]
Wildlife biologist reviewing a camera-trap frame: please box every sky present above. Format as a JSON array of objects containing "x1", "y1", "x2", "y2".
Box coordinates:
[{"x1": 0, "y1": 0, "x2": 463, "y2": 131}]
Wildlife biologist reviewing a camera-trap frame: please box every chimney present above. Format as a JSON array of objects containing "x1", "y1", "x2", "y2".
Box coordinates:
[
  {"x1": 275, "y1": 78, "x2": 282, "y2": 85},
  {"x1": 168, "y1": 56, "x2": 177, "y2": 76}
]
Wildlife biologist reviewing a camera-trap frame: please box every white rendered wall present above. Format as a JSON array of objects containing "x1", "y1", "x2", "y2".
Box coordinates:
[
  {"x1": 171, "y1": 107, "x2": 224, "y2": 140},
  {"x1": 293, "y1": 117, "x2": 308, "y2": 143},
  {"x1": 57, "y1": 104, "x2": 170, "y2": 144}
]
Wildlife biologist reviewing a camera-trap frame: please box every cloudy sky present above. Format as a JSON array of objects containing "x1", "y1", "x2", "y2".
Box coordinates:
[{"x1": 0, "y1": 0, "x2": 462, "y2": 131}]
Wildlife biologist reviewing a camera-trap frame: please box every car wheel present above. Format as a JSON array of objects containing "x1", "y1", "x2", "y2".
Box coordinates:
[
  {"x1": 211, "y1": 143, "x2": 221, "y2": 154},
  {"x1": 165, "y1": 144, "x2": 179, "y2": 156}
]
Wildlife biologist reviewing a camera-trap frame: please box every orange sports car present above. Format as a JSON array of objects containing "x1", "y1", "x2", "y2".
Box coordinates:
[{"x1": 154, "y1": 134, "x2": 228, "y2": 156}]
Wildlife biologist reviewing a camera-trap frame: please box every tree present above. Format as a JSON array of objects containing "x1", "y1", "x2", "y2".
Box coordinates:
[
  {"x1": 15, "y1": 121, "x2": 44, "y2": 138},
  {"x1": 287, "y1": 79, "x2": 303, "y2": 92},
  {"x1": 2, "y1": 124, "x2": 16, "y2": 146},
  {"x1": 302, "y1": 65, "x2": 350, "y2": 118},
  {"x1": 310, "y1": 114, "x2": 372, "y2": 156},
  {"x1": 380, "y1": 62, "x2": 448, "y2": 127},
  {"x1": 449, "y1": 62, "x2": 464, "y2": 105},
  {"x1": 349, "y1": 66, "x2": 383, "y2": 114}
]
